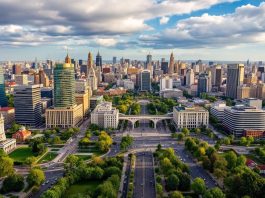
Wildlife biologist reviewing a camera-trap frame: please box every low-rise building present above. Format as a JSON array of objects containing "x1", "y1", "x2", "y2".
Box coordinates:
[
  {"x1": 223, "y1": 105, "x2": 265, "y2": 137},
  {"x1": 45, "y1": 104, "x2": 83, "y2": 128},
  {"x1": 91, "y1": 102, "x2": 119, "y2": 129},
  {"x1": 173, "y1": 105, "x2": 209, "y2": 129},
  {"x1": 0, "y1": 114, "x2": 16, "y2": 153},
  {"x1": 160, "y1": 88, "x2": 183, "y2": 98},
  {"x1": 12, "y1": 126, "x2": 31, "y2": 142}
]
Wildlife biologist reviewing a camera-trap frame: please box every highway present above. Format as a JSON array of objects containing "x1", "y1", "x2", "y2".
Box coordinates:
[{"x1": 133, "y1": 152, "x2": 156, "y2": 198}]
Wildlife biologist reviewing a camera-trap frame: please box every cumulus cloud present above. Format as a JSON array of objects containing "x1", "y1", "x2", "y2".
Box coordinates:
[
  {"x1": 0, "y1": 0, "x2": 238, "y2": 47},
  {"x1": 160, "y1": 16, "x2": 170, "y2": 25},
  {"x1": 139, "y1": 2, "x2": 265, "y2": 49}
]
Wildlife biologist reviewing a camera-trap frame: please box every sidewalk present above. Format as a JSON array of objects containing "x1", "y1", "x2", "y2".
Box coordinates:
[{"x1": 118, "y1": 153, "x2": 128, "y2": 198}]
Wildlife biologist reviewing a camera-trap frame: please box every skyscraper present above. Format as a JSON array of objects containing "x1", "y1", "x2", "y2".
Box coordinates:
[
  {"x1": 161, "y1": 62, "x2": 169, "y2": 74},
  {"x1": 113, "y1": 57, "x2": 117, "y2": 65},
  {"x1": 226, "y1": 64, "x2": 245, "y2": 99},
  {"x1": 14, "y1": 84, "x2": 42, "y2": 127},
  {"x1": 87, "y1": 52, "x2": 98, "y2": 91},
  {"x1": 96, "y1": 51, "x2": 102, "y2": 71},
  {"x1": 12, "y1": 64, "x2": 22, "y2": 75},
  {"x1": 197, "y1": 73, "x2": 211, "y2": 96},
  {"x1": 54, "y1": 54, "x2": 76, "y2": 108},
  {"x1": 0, "y1": 67, "x2": 7, "y2": 107},
  {"x1": 140, "y1": 70, "x2": 151, "y2": 91},
  {"x1": 186, "y1": 69, "x2": 195, "y2": 87},
  {"x1": 169, "y1": 52, "x2": 174, "y2": 74},
  {"x1": 146, "y1": 53, "x2": 152, "y2": 65}
]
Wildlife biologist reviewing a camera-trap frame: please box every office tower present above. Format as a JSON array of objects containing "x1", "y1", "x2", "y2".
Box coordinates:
[
  {"x1": 0, "y1": 114, "x2": 16, "y2": 153},
  {"x1": 113, "y1": 57, "x2": 117, "y2": 65},
  {"x1": 80, "y1": 65, "x2": 88, "y2": 77},
  {"x1": 146, "y1": 53, "x2": 152, "y2": 65},
  {"x1": 0, "y1": 67, "x2": 7, "y2": 107},
  {"x1": 15, "y1": 74, "x2": 28, "y2": 85},
  {"x1": 168, "y1": 52, "x2": 174, "y2": 74},
  {"x1": 186, "y1": 69, "x2": 194, "y2": 87},
  {"x1": 197, "y1": 73, "x2": 211, "y2": 96},
  {"x1": 46, "y1": 54, "x2": 83, "y2": 128},
  {"x1": 179, "y1": 63, "x2": 187, "y2": 76},
  {"x1": 140, "y1": 70, "x2": 151, "y2": 91},
  {"x1": 54, "y1": 54, "x2": 76, "y2": 108},
  {"x1": 39, "y1": 69, "x2": 50, "y2": 87},
  {"x1": 223, "y1": 105, "x2": 265, "y2": 137},
  {"x1": 12, "y1": 64, "x2": 22, "y2": 75},
  {"x1": 160, "y1": 76, "x2": 173, "y2": 91},
  {"x1": 215, "y1": 65, "x2": 222, "y2": 90},
  {"x1": 14, "y1": 84, "x2": 42, "y2": 127},
  {"x1": 161, "y1": 62, "x2": 169, "y2": 74},
  {"x1": 87, "y1": 52, "x2": 98, "y2": 91},
  {"x1": 226, "y1": 64, "x2": 244, "y2": 99},
  {"x1": 96, "y1": 51, "x2": 102, "y2": 71}
]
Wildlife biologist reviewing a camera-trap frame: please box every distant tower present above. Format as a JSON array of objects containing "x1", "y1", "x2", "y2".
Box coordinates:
[
  {"x1": 96, "y1": 51, "x2": 102, "y2": 71},
  {"x1": 53, "y1": 53, "x2": 76, "y2": 108},
  {"x1": 140, "y1": 70, "x2": 151, "y2": 91},
  {"x1": 87, "y1": 52, "x2": 98, "y2": 91},
  {"x1": 226, "y1": 64, "x2": 245, "y2": 99},
  {"x1": 169, "y1": 52, "x2": 174, "y2": 74},
  {"x1": 0, "y1": 67, "x2": 7, "y2": 107}
]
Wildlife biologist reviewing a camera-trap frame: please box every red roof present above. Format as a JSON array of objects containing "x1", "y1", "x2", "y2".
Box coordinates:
[
  {"x1": 257, "y1": 165, "x2": 265, "y2": 170},
  {"x1": 0, "y1": 107, "x2": 14, "y2": 111},
  {"x1": 246, "y1": 158, "x2": 257, "y2": 167}
]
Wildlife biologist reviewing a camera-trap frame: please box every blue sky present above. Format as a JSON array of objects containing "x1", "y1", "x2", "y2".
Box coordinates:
[{"x1": 0, "y1": 0, "x2": 265, "y2": 61}]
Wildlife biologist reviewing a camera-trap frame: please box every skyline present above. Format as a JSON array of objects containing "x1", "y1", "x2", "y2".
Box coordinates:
[{"x1": 0, "y1": 0, "x2": 265, "y2": 61}]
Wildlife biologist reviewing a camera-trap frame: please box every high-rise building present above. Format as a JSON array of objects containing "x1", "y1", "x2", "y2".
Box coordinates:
[
  {"x1": 160, "y1": 76, "x2": 173, "y2": 91},
  {"x1": 146, "y1": 53, "x2": 152, "y2": 65},
  {"x1": 215, "y1": 65, "x2": 222, "y2": 90},
  {"x1": 14, "y1": 84, "x2": 42, "y2": 127},
  {"x1": 197, "y1": 73, "x2": 211, "y2": 96},
  {"x1": 87, "y1": 52, "x2": 98, "y2": 91},
  {"x1": 140, "y1": 70, "x2": 151, "y2": 91},
  {"x1": 226, "y1": 64, "x2": 244, "y2": 99},
  {"x1": 12, "y1": 64, "x2": 22, "y2": 75},
  {"x1": 96, "y1": 51, "x2": 102, "y2": 71},
  {"x1": 15, "y1": 74, "x2": 28, "y2": 85},
  {"x1": 169, "y1": 52, "x2": 174, "y2": 74},
  {"x1": 0, "y1": 67, "x2": 7, "y2": 107},
  {"x1": 113, "y1": 57, "x2": 117, "y2": 65},
  {"x1": 54, "y1": 54, "x2": 75, "y2": 108},
  {"x1": 186, "y1": 69, "x2": 194, "y2": 87},
  {"x1": 161, "y1": 62, "x2": 169, "y2": 74}
]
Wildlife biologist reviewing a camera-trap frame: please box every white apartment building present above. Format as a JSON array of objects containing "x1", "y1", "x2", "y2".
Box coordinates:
[
  {"x1": 123, "y1": 79, "x2": 135, "y2": 90},
  {"x1": 91, "y1": 102, "x2": 119, "y2": 129},
  {"x1": 173, "y1": 106, "x2": 209, "y2": 129},
  {"x1": 160, "y1": 76, "x2": 173, "y2": 91}
]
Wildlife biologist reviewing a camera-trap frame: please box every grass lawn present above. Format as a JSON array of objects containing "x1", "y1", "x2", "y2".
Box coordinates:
[
  {"x1": 9, "y1": 147, "x2": 35, "y2": 163},
  {"x1": 38, "y1": 152, "x2": 58, "y2": 163},
  {"x1": 65, "y1": 180, "x2": 101, "y2": 197},
  {"x1": 75, "y1": 155, "x2": 91, "y2": 161}
]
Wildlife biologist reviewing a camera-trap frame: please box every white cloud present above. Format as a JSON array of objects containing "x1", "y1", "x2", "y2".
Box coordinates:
[
  {"x1": 160, "y1": 16, "x2": 170, "y2": 25},
  {"x1": 94, "y1": 38, "x2": 118, "y2": 47}
]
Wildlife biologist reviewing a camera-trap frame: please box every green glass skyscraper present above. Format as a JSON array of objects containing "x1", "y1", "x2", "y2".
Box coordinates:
[
  {"x1": 0, "y1": 66, "x2": 8, "y2": 107},
  {"x1": 54, "y1": 54, "x2": 76, "y2": 108}
]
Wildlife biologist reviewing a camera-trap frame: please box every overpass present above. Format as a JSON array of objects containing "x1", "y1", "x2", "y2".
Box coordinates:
[{"x1": 119, "y1": 113, "x2": 173, "y2": 129}]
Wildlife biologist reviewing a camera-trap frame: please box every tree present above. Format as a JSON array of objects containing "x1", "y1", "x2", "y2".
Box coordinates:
[
  {"x1": 240, "y1": 137, "x2": 248, "y2": 146},
  {"x1": 246, "y1": 136, "x2": 254, "y2": 146},
  {"x1": 170, "y1": 191, "x2": 184, "y2": 198},
  {"x1": 177, "y1": 133, "x2": 185, "y2": 141},
  {"x1": 225, "y1": 151, "x2": 237, "y2": 169},
  {"x1": 182, "y1": 128, "x2": 190, "y2": 136},
  {"x1": 166, "y1": 174, "x2": 179, "y2": 191},
  {"x1": 222, "y1": 137, "x2": 231, "y2": 145},
  {"x1": 237, "y1": 155, "x2": 246, "y2": 166},
  {"x1": 195, "y1": 128, "x2": 201, "y2": 136},
  {"x1": 1, "y1": 174, "x2": 25, "y2": 193},
  {"x1": 191, "y1": 178, "x2": 206, "y2": 195},
  {"x1": 97, "y1": 131, "x2": 113, "y2": 152},
  {"x1": 177, "y1": 172, "x2": 191, "y2": 191},
  {"x1": 120, "y1": 135, "x2": 133, "y2": 151},
  {"x1": 202, "y1": 156, "x2": 212, "y2": 170},
  {"x1": 25, "y1": 156, "x2": 38, "y2": 167},
  {"x1": 203, "y1": 187, "x2": 225, "y2": 198},
  {"x1": 0, "y1": 155, "x2": 14, "y2": 177},
  {"x1": 157, "y1": 144, "x2": 162, "y2": 151},
  {"x1": 27, "y1": 168, "x2": 45, "y2": 187},
  {"x1": 161, "y1": 157, "x2": 173, "y2": 174},
  {"x1": 156, "y1": 183, "x2": 163, "y2": 198}
]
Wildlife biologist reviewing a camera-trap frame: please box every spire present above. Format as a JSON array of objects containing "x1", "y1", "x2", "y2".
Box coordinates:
[
  {"x1": 65, "y1": 53, "x2": 71, "y2": 64},
  {"x1": 97, "y1": 50, "x2": 100, "y2": 56}
]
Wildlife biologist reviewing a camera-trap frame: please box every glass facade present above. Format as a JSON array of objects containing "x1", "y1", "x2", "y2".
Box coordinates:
[
  {"x1": 54, "y1": 63, "x2": 75, "y2": 108},
  {"x1": 0, "y1": 67, "x2": 7, "y2": 107}
]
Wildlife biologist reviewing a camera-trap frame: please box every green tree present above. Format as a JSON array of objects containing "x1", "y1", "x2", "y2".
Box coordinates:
[
  {"x1": 246, "y1": 136, "x2": 254, "y2": 146},
  {"x1": 0, "y1": 154, "x2": 14, "y2": 177},
  {"x1": 1, "y1": 174, "x2": 25, "y2": 193},
  {"x1": 27, "y1": 168, "x2": 45, "y2": 187},
  {"x1": 240, "y1": 137, "x2": 248, "y2": 146},
  {"x1": 237, "y1": 155, "x2": 246, "y2": 166},
  {"x1": 191, "y1": 178, "x2": 206, "y2": 195},
  {"x1": 156, "y1": 183, "x2": 163, "y2": 198},
  {"x1": 166, "y1": 174, "x2": 179, "y2": 191},
  {"x1": 225, "y1": 151, "x2": 237, "y2": 169},
  {"x1": 120, "y1": 135, "x2": 133, "y2": 151},
  {"x1": 25, "y1": 156, "x2": 38, "y2": 167},
  {"x1": 182, "y1": 128, "x2": 190, "y2": 136},
  {"x1": 195, "y1": 128, "x2": 201, "y2": 136},
  {"x1": 177, "y1": 133, "x2": 185, "y2": 141},
  {"x1": 203, "y1": 187, "x2": 225, "y2": 198},
  {"x1": 170, "y1": 191, "x2": 184, "y2": 198}
]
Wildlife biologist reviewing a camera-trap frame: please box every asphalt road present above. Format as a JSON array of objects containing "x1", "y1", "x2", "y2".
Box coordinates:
[
  {"x1": 121, "y1": 155, "x2": 132, "y2": 198},
  {"x1": 133, "y1": 152, "x2": 156, "y2": 198}
]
